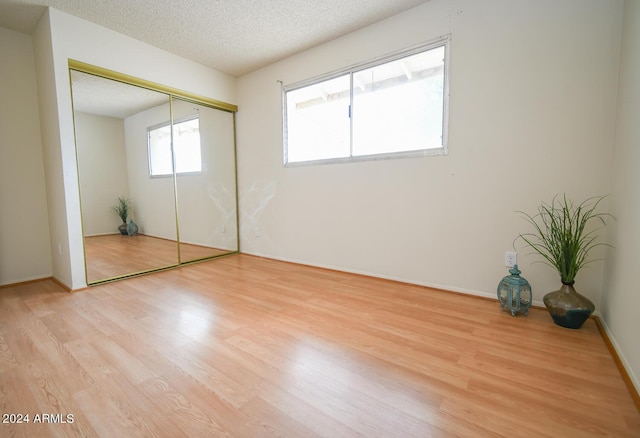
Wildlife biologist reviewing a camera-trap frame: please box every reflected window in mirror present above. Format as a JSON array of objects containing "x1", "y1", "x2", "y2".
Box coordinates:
[{"x1": 148, "y1": 115, "x2": 202, "y2": 176}]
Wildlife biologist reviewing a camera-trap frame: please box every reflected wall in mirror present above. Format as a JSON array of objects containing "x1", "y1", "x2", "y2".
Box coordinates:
[
  {"x1": 70, "y1": 64, "x2": 239, "y2": 285},
  {"x1": 172, "y1": 99, "x2": 238, "y2": 263}
]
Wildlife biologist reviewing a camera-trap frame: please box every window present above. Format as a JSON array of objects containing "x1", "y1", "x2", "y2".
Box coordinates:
[
  {"x1": 148, "y1": 116, "x2": 202, "y2": 176},
  {"x1": 283, "y1": 38, "x2": 449, "y2": 165}
]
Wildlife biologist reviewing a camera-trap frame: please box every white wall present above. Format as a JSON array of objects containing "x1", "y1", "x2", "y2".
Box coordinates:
[
  {"x1": 32, "y1": 7, "x2": 237, "y2": 289},
  {"x1": 74, "y1": 112, "x2": 129, "y2": 236},
  {"x1": 124, "y1": 103, "x2": 177, "y2": 241},
  {"x1": 602, "y1": 0, "x2": 640, "y2": 395},
  {"x1": 236, "y1": 0, "x2": 623, "y2": 305},
  {"x1": 173, "y1": 100, "x2": 238, "y2": 251},
  {"x1": 33, "y1": 8, "x2": 77, "y2": 289},
  {"x1": 0, "y1": 26, "x2": 52, "y2": 285}
]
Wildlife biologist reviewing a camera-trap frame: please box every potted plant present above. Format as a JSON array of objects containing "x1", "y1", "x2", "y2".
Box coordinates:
[
  {"x1": 516, "y1": 194, "x2": 613, "y2": 329},
  {"x1": 112, "y1": 196, "x2": 133, "y2": 235}
]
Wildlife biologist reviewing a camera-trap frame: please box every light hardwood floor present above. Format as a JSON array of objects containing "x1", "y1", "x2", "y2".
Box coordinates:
[{"x1": 0, "y1": 254, "x2": 638, "y2": 437}]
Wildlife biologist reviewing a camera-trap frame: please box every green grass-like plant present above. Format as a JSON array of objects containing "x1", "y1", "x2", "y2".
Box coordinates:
[
  {"x1": 112, "y1": 196, "x2": 132, "y2": 223},
  {"x1": 516, "y1": 195, "x2": 613, "y2": 284}
]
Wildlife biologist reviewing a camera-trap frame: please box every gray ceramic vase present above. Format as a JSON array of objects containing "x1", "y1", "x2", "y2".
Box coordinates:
[{"x1": 543, "y1": 282, "x2": 594, "y2": 329}]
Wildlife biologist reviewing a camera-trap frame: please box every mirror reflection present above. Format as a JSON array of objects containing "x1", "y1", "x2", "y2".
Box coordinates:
[
  {"x1": 70, "y1": 69, "x2": 238, "y2": 285},
  {"x1": 172, "y1": 99, "x2": 238, "y2": 263}
]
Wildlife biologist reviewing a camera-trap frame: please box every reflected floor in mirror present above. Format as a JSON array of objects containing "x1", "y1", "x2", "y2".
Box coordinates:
[{"x1": 84, "y1": 234, "x2": 231, "y2": 283}]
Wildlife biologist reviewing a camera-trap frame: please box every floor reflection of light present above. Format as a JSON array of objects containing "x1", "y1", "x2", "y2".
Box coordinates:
[
  {"x1": 178, "y1": 307, "x2": 212, "y2": 341},
  {"x1": 292, "y1": 344, "x2": 352, "y2": 395},
  {"x1": 291, "y1": 343, "x2": 442, "y2": 425}
]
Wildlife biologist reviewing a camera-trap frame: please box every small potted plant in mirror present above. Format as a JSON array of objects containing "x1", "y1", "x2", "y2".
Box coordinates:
[
  {"x1": 112, "y1": 196, "x2": 133, "y2": 235},
  {"x1": 516, "y1": 194, "x2": 613, "y2": 329}
]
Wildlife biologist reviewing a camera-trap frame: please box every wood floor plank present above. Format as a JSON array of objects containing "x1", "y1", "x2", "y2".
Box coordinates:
[
  {"x1": 72, "y1": 381, "x2": 181, "y2": 438},
  {"x1": 240, "y1": 395, "x2": 324, "y2": 438},
  {"x1": 104, "y1": 331, "x2": 176, "y2": 378},
  {"x1": 68, "y1": 303, "x2": 121, "y2": 338},
  {"x1": 21, "y1": 360, "x2": 97, "y2": 438},
  {"x1": 256, "y1": 382, "x2": 364, "y2": 438},
  {"x1": 38, "y1": 314, "x2": 83, "y2": 345},
  {"x1": 157, "y1": 365, "x2": 255, "y2": 437},
  {"x1": 464, "y1": 376, "x2": 633, "y2": 437},
  {"x1": 0, "y1": 332, "x2": 18, "y2": 373},
  {"x1": 0, "y1": 254, "x2": 638, "y2": 437},
  {"x1": 138, "y1": 377, "x2": 232, "y2": 437},
  {"x1": 0, "y1": 366, "x2": 55, "y2": 438},
  {"x1": 281, "y1": 364, "x2": 446, "y2": 438},
  {"x1": 225, "y1": 323, "x2": 448, "y2": 417},
  {"x1": 3, "y1": 299, "x2": 94, "y2": 395},
  {"x1": 0, "y1": 325, "x2": 43, "y2": 367},
  {"x1": 88, "y1": 334, "x2": 159, "y2": 385},
  {"x1": 63, "y1": 339, "x2": 119, "y2": 383},
  {"x1": 52, "y1": 310, "x2": 104, "y2": 345},
  {"x1": 166, "y1": 342, "x2": 258, "y2": 409}
]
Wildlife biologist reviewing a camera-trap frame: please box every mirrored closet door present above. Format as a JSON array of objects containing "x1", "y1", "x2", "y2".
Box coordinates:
[
  {"x1": 172, "y1": 98, "x2": 238, "y2": 264},
  {"x1": 70, "y1": 62, "x2": 238, "y2": 285}
]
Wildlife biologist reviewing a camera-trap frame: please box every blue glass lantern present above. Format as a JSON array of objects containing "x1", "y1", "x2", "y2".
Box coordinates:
[{"x1": 497, "y1": 265, "x2": 532, "y2": 316}]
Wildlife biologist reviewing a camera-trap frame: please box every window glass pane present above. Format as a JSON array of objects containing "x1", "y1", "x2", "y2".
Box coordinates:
[
  {"x1": 352, "y1": 46, "x2": 445, "y2": 156},
  {"x1": 286, "y1": 74, "x2": 351, "y2": 163},
  {"x1": 282, "y1": 40, "x2": 448, "y2": 165},
  {"x1": 148, "y1": 124, "x2": 173, "y2": 175},
  {"x1": 174, "y1": 118, "x2": 201, "y2": 173}
]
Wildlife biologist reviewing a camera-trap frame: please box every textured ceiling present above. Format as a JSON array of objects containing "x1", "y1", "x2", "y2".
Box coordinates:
[{"x1": 0, "y1": 0, "x2": 429, "y2": 77}]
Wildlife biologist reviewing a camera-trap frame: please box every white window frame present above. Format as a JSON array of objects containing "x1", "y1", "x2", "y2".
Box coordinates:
[{"x1": 282, "y1": 36, "x2": 450, "y2": 167}]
